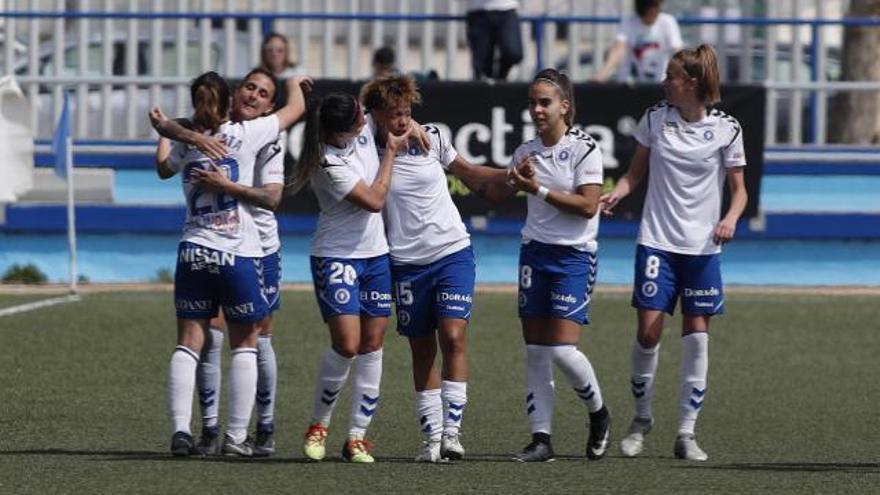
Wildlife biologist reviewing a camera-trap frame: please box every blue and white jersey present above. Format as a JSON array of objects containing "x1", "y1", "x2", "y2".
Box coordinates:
[
  {"x1": 251, "y1": 138, "x2": 285, "y2": 256},
  {"x1": 633, "y1": 101, "x2": 747, "y2": 255},
  {"x1": 310, "y1": 114, "x2": 389, "y2": 259},
  {"x1": 380, "y1": 124, "x2": 470, "y2": 266},
  {"x1": 511, "y1": 128, "x2": 604, "y2": 252},
  {"x1": 168, "y1": 114, "x2": 280, "y2": 258}
]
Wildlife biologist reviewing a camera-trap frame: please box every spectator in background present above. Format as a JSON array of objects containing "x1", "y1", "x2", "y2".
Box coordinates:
[
  {"x1": 372, "y1": 46, "x2": 399, "y2": 79},
  {"x1": 259, "y1": 32, "x2": 302, "y2": 79},
  {"x1": 593, "y1": 0, "x2": 683, "y2": 83},
  {"x1": 465, "y1": 0, "x2": 524, "y2": 82}
]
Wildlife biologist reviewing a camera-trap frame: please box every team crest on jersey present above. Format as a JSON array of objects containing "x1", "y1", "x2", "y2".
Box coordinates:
[
  {"x1": 703, "y1": 130, "x2": 714, "y2": 141},
  {"x1": 357, "y1": 135, "x2": 368, "y2": 145},
  {"x1": 407, "y1": 144, "x2": 421, "y2": 156},
  {"x1": 398, "y1": 309, "x2": 411, "y2": 326},
  {"x1": 518, "y1": 293, "x2": 527, "y2": 308},
  {"x1": 334, "y1": 288, "x2": 351, "y2": 304},
  {"x1": 642, "y1": 281, "x2": 658, "y2": 298},
  {"x1": 558, "y1": 150, "x2": 570, "y2": 162}
]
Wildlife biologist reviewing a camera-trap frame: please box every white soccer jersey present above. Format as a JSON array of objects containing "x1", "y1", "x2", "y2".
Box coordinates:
[
  {"x1": 168, "y1": 114, "x2": 280, "y2": 258},
  {"x1": 512, "y1": 128, "x2": 604, "y2": 252},
  {"x1": 632, "y1": 101, "x2": 747, "y2": 255},
  {"x1": 381, "y1": 124, "x2": 470, "y2": 265},
  {"x1": 615, "y1": 13, "x2": 684, "y2": 83},
  {"x1": 251, "y1": 138, "x2": 284, "y2": 256},
  {"x1": 309, "y1": 114, "x2": 389, "y2": 259}
]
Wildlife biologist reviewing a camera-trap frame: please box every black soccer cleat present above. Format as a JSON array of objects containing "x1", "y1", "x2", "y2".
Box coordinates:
[
  {"x1": 195, "y1": 425, "x2": 221, "y2": 456},
  {"x1": 170, "y1": 431, "x2": 195, "y2": 457},
  {"x1": 587, "y1": 406, "x2": 612, "y2": 460},
  {"x1": 514, "y1": 433, "x2": 555, "y2": 463}
]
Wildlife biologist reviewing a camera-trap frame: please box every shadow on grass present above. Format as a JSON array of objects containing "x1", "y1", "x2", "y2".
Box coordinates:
[
  {"x1": 0, "y1": 449, "x2": 602, "y2": 465},
  {"x1": 675, "y1": 462, "x2": 880, "y2": 474}
]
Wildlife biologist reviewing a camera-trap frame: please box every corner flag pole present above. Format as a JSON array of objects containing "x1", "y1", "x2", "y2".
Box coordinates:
[{"x1": 53, "y1": 88, "x2": 77, "y2": 294}]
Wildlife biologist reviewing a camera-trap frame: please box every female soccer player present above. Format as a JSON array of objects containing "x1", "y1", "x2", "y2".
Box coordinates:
[
  {"x1": 501, "y1": 68, "x2": 611, "y2": 463},
  {"x1": 294, "y1": 93, "x2": 413, "y2": 463},
  {"x1": 600, "y1": 44, "x2": 748, "y2": 461},
  {"x1": 360, "y1": 74, "x2": 508, "y2": 462},
  {"x1": 151, "y1": 71, "x2": 307, "y2": 457},
  {"x1": 178, "y1": 68, "x2": 293, "y2": 457}
]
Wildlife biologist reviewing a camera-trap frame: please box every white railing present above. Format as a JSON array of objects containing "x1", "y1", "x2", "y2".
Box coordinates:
[{"x1": 2, "y1": 0, "x2": 879, "y2": 145}]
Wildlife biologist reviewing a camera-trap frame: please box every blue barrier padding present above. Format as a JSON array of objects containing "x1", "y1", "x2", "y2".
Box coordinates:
[
  {"x1": 35, "y1": 153, "x2": 157, "y2": 169},
  {"x1": 4, "y1": 205, "x2": 878, "y2": 239},
  {"x1": 764, "y1": 163, "x2": 880, "y2": 175}
]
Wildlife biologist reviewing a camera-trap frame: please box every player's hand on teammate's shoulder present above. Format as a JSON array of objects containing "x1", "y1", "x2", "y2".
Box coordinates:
[{"x1": 193, "y1": 134, "x2": 228, "y2": 162}]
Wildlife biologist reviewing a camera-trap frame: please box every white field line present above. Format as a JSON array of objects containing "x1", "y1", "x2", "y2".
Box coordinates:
[{"x1": 0, "y1": 294, "x2": 81, "y2": 318}]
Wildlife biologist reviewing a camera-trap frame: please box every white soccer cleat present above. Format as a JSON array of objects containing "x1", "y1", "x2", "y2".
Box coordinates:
[
  {"x1": 620, "y1": 417, "x2": 653, "y2": 458},
  {"x1": 440, "y1": 434, "x2": 465, "y2": 461},
  {"x1": 414, "y1": 439, "x2": 442, "y2": 463},
  {"x1": 674, "y1": 433, "x2": 708, "y2": 461}
]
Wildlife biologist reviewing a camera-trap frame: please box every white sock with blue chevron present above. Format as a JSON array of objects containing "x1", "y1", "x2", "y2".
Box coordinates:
[
  {"x1": 227, "y1": 347, "x2": 258, "y2": 444},
  {"x1": 197, "y1": 328, "x2": 224, "y2": 429},
  {"x1": 631, "y1": 341, "x2": 660, "y2": 420},
  {"x1": 349, "y1": 348, "x2": 383, "y2": 438},
  {"x1": 678, "y1": 332, "x2": 709, "y2": 435},
  {"x1": 311, "y1": 348, "x2": 353, "y2": 427},
  {"x1": 256, "y1": 335, "x2": 277, "y2": 429},
  {"x1": 441, "y1": 380, "x2": 467, "y2": 436},
  {"x1": 168, "y1": 345, "x2": 199, "y2": 435},
  {"x1": 525, "y1": 345, "x2": 555, "y2": 434},
  {"x1": 552, "y1": 344, "x2": 604, "y2": 413},
  {"x1": 415, "y1": 388, "x2": 443, "y2": 442}
]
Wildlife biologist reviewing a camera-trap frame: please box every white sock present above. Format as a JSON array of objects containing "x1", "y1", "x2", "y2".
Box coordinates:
[
  {"x1": 197, "y1": 328, "x2": 224, "y2": 429},
  {"x1": 255, "y1": 335, "x2": 277, "y2": 430},
  {"x1": 168, "y1": 346, "x2": 199, "y2": 435},
  {"x1": 441, "y1": 380, "x2": 467, "y2": 437},
  {"x1": 348, "y1": 349, "x2": 383, "y2": 438},
  {"x1": 310, "y1": 349, "x2": 354, "y2": 426},
  {"x1": 678, "y1": 332, "x2": 709, "y2": 435},
  {"x1": 631, "y1": 341, "x2": 660, "y2": 420},
  {"x1": 525, "y1": 345, "x2": 555, "y2": 434},
  {"x1": 552, "y1": 345, "x2": 604, "y2": 413},
  {"x1": 415, "y1": 388, "x2": 443, "y2": 442},
  {"x1": 226, "y1": 347, "x2": 258, "y2": 443}
]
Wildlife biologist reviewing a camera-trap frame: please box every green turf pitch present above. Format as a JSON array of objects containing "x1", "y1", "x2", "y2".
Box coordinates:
[{"x1": 1, "y1": 290, "x2": 878, "y2": 494}]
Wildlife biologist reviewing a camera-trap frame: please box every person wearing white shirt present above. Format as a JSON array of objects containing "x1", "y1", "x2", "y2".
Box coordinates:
[
  {"x1": 151, "y1": 71, "x2": 308, "y2": 458},
  {"x1": 593, "y1": 0, "x2": 684, "y2": 83},
  {"x1": 600, "y1": 44, "x2": 748, "y2": 462},
  {"x1": 360, "y1": 74, "x2": 507, "y2": 463},
  {"x1": 157, "y1": 68, "x2": 295, "y2": 458},
  {"x1": 291, "y1": 93, "x2": 412, "y2": 464},
  {"x1": 500, "y1": 68, "x2": 612, "y2": 463}
]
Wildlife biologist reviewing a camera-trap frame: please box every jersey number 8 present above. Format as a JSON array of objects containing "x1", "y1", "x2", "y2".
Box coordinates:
[{"x1": 644, "y1": 255, "x2": 661, "y2": 280}]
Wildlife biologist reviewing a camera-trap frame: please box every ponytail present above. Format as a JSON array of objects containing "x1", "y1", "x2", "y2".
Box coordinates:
[
  {"x1": 190, "y1": 71, "x2": 230, "y2": 132},
  {"x1": 289, "y1": 93, "x2": 360, "y2": 194},
  {"x1": 532, "y1": 68, "x2": 576, "y2": 126},
  {"x1": 673, "y1": 44, "x2": 721, "y2": 107}
]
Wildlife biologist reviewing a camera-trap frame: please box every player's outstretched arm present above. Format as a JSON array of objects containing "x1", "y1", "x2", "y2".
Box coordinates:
[
  {"x1": 599, "y1": 143, "x2": 649, "y2": 216},
  {"x1": 149, "y1": 106, "x2": 227, "y2": 161},
  {"x1": 275, "y1": 76, "x2": 313, "y2": 130},
  {"x1": 448, "y1": 155, "x2": 509, "y2": 201}
]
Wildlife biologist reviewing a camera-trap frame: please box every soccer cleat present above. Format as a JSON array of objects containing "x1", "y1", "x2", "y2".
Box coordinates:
[
  {"x1": 674, "y1": 433, "x2": 708, "y2": 461},
  {"x1": 620, "y1": 417, "x2": 654, "y2": 458},
  {"x1": 414, "y1": 439, "x2": 442, "y2": 463},
  {"x1": 221, "y1": 434, "x2": 254, "y2": 457},
  {"x1": 194, "y1": 425, "x2": 222, "y2": 456},
  {"x1": 514, "y1": 433, "x2": 555, "y2": 463},
  {"x1": 440, "y1": 434, "x2": 465, "y2": 461},
  {"x1": 586, "y1": 406, "x2": 612, "y2": 460},
  {"x1": 253, "y1": 426, "x2": 275, "y2": 457},
  {"x1": 342, "y1": 438, "x2": 375, "y2": 463},
  {"x1": 303, "y1": 423, "x2": 328, "y2": 461},
  {"x1": 170, "y1": 431, "x2": 195, "y2": 457}
]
